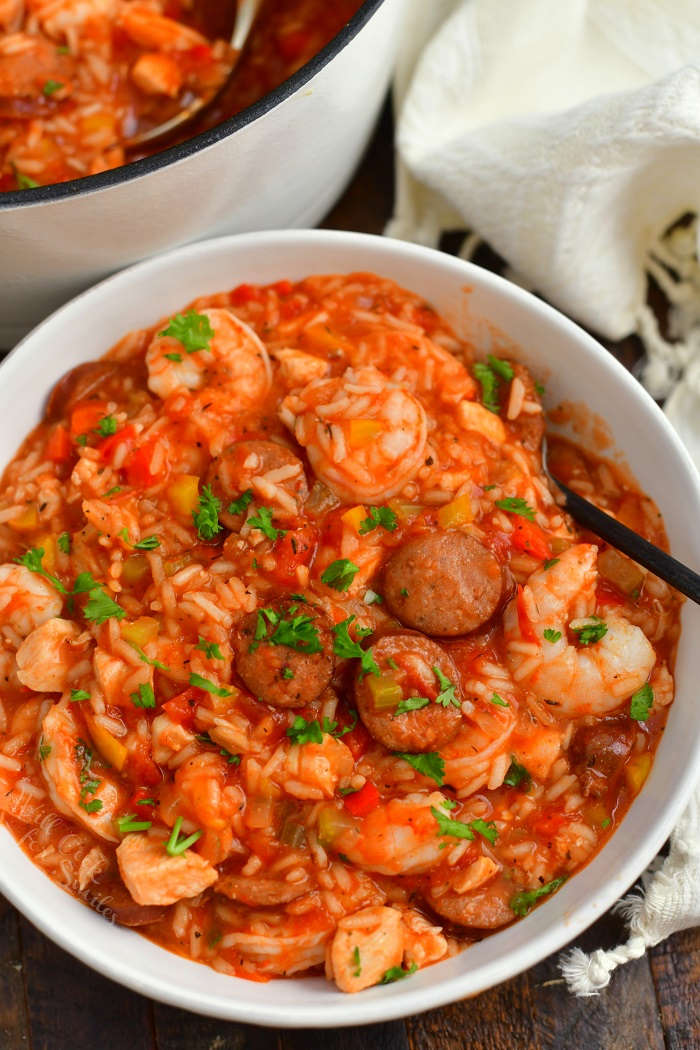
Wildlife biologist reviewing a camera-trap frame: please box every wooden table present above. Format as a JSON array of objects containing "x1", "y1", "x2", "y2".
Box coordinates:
[{"x1": 2, "y1": 103, "x2": 699, "y2": 1050}]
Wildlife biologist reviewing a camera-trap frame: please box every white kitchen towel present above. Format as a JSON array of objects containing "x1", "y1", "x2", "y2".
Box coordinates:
[{"x1": 388, "y1": 0, "x2": 700, "y2": 994}]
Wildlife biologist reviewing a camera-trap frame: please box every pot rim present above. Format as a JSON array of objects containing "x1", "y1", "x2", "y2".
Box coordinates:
[{"x1": 0, "y1": 0, "x2": 387, "y2": 212}]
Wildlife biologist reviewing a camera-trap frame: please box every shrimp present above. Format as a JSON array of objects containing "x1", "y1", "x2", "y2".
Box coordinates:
[
  {"x1": 16, "y1": 617, "x2": 86, "y2": 693},
  {"x1": 327, "y1": 906, "x2": 404, "y2": 993},
  {"x1": 401, "y1": 908, "x2": 448, "y2": 968},
  {"x1": 146, "y1": 307, "x2": 271, "y2": 407},
  {"x1": 159, "y1": 752, "x2": 243, "y2": 864},
  {"x1": 0, "y1": 0, "x2": 24, "y2": 33},
  {"x1": 40, "y1": 701, "x2": 128, "y2": 842},
  {"x1": 130, "y1": 51, "x2": 183, "y2": 97},
  {"x1": 214, "y1": 903, "x2": 333, "y2": 976},
  {"x1": 348, "y1": 329, "x2": 476, "y2": 407},
  {"x1": 330, "y1": 793, "x2": 462, "y2": 875},
  {"x1": 280, "y1": 366, "x2": 427, "y2": 503},
  {"x1": 504, "y1": 544, "x2": 656, "y2": 716},
  {"x1": 274, "y1": 733, "x2": 354, "y2": 801},
  {"x1": 0, "y1": 563, "x2": 62, "y2": 640},
  {"x1": 119, "y1": 3, "x2": 209, "y2": 51},
  {"x1": 116, "y1": 832, "x2": 218, "y2": 906}
]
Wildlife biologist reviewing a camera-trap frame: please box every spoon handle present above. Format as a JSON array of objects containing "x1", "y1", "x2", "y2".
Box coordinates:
[{"x1": 553, "y1": 478, "x2": 700, "y2": 604}]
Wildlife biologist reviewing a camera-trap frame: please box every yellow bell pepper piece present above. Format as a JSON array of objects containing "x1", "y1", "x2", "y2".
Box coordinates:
[
  {"x1": 341, "y1": 505, "x2": 367, "y2": 534},
  {"x1": 348, "y1": 419, "x2": 383, "y2": 448},
  {"x1": 35, "y1": 533, "x2": 57, "y2": 572},
  {"x1": 304, "y1": 323, "x2": 353, "y2": 355},
  {"x1": 121, "y1": 554, "x2": 150, "y2": 586},
  {"x1": 437, "y1": 494, "x2": 474, "y2": 529},
  {"x1": 87, "y1": 716, "x2": 127, "y2": 773},
  {"x1": 167, "y1": 474, "x2": 200, "y2": 517},
  {"x1": 121, "y1": 616, "x2": 159, "y2": 648},
  {"x1": 9, "y1": 504, "x2": 39, "y2": 532},
  {"x1": 625, "y1": 753, "x2": 652, "y2": 794},
  {"x1": 317, "y1": 803, "x2": 356, "y2": 846},
  {"x1": 367, "y1": 675, "x2": 403, "y2": 711}
]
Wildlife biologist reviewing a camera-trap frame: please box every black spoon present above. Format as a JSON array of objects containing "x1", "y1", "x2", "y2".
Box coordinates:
[{"x1": 542, "y1": 438, "x2": 700, "y2": 604}]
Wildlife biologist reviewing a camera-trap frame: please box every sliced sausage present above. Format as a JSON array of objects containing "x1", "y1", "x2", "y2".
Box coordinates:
[
  {"x1": 208, "y1": 439, "x2": 308, "y2": 515},
  {"x1": 569, "y1": 719, "x2": 634, "y2": 798},
  {"x1": 383, "y1": 531, "x2": 503, "y2": 637},
  {"x1": 216, "y1": 872, "x2": 313, "y2": 906},
  {"x1": 79, "y1": 876, "x2": 168, "y2": 927},
  {"x1": 355, "y1": 632, "x2": 462, "y2": 752},
  {"x1": 233, "y1": 597, "x2": 334, "y2": 709},
  {"x1": 425, "y1": 878, "x2": 514, "y2": 930}
]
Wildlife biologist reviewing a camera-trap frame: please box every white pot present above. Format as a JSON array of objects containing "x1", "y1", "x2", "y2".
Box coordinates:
[
  {"x1": 0, "y1": 0, "x2": 401, "y2": 346},
  {"x1": 1, "y1": 230, "x2": 699, "y2": 1027}
]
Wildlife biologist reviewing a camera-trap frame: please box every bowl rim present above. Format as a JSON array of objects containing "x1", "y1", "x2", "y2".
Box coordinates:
[
  {"x1": 1, "y1": 228, "x2": 700, "y2": 1028},
  {"x1": 0, "y1": 0, "x2": 387, "y2": 213}
]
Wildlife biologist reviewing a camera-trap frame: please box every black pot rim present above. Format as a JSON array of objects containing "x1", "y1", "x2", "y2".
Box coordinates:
[{"x1": 0, "y1": 0, "x2": 387, "y2": 212}]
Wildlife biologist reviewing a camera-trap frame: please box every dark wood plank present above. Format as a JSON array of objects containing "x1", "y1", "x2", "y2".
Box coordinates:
[
  {"x1": 405, "y1": 971, "x2": 539, "y2": 1050},
  {"x1": 0, "y1": 895, "x2": 29, "y2": 1050},
  {"x1": 649, "y1": 926, "x2": 700, "y2": 1050},
  {"x1": 321, "y1": 100, "x2": 395, "y2": 236},
  {"x1": 19, "y1": 911, "x2": 155, "y2": 1050},
  {"x1": 282, "y1": 1022, "x2": 409, "y2": 1050},
  {"x1": 153, "y1": 1003, "x2": 271, "y2": 1050},
  {"x1": 528, "y1": 912, "x2": 665, "y2": 1050}
]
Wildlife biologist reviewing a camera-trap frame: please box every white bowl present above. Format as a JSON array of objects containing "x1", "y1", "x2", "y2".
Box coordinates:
[
  {"x1": 0, "y1": 0, "x2": 402, "y2": 346},
  {"x1": 1, "y1": 230, "x2": 699, "y2": 1027}
]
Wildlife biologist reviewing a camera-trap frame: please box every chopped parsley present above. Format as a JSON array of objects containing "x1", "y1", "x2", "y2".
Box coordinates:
[
  {"x1": 332, "y1": 617, "x2": 379, "y2": 676},
  {"x1": 380, "y1": 962, "x2": 417, "y2": 984},
  {"x1": 543, "y1": 628, "x2": 562, "y2": 643},
  {"x1": 57, "y1": 532, "x2": 71, "y2": 554},
  {"x1": 504, "y1": 756, "x2": 531, "y2": 789},
  {"x1": 130, "y1": 683, "x2": 156, "y2": 709},
  {"x1": 196, "y1": 636, "x2": 224, "y2": 660},
  {"x1": 395, "y1": 752, "x2": 445, "y2": 786},
  {"x1": 38, "y1": 738, "x2": 51, "y2": 761},
  {"x1": 252, "y1": 608, "x2": 322, "y2": 654},
  {"x1": 352, "y1": 946, "x2": 362, "y2": 978},
  {"x1": 543, "y1": 557, "x2": 560, "y2": 570},
  {"x1": 321, "y1": 711, "x2": 358, "y2": 738},
  {"x1": 282, "y1": 667, "x2": 294, "y2": 680},
  {"x1": 473, "y1": 361, "x2": 500, "y2": 413},
  {"x1": 75, "y1": 434, "x2": 88, "y2": 447},
  {"x1": 601, "y1": 817, "x2": 612, "y2": 829},
  {"x1": 571, "y1": 617, "x2": 608, "y2": 646},
  {"x1": 16, "y1": 172, "x2": 39, "y2": 190},
  {"x1": 431, "y1": 806, "x2": 475, "y2": 840},
  {"x1": 192, "y1": 485, "x2": 221, "y2": 542},
  {"x1": 220, "y1": 748, "x2": 240, "y2": 766},
  {"x1": 487, "y1": 354, "x2": 514, "y2": 381},
  {"x1": 69, "y1": 689, "x2": 90, "y2": 703},
  {"x1": 630, "y1": 682, "x2": 654, "y2": 722},
  {"x1": 248, "y1": 506, "x2": 285, "y2": 541},
  {"x1": 321, "y1": 558, "x2": 359, "y2": 592},
  {"x1": 395, "y1": 696, "x2": 430, "y2": 716},
  {"x1": 227, "y1": 489, "x2": 254, "y2": 516},
  {"x1": 159, "y1": 309, "x2": 214, "y2": 353},
  {"x1": 189, "y1": 672, "x2": 232, "y2": 698},
  {"x1": 358, "y1": 506, "x2": 398, "y2": 535},
  {"x1": 469, "y1": 818, "x2": 499, "y2": 845},
  {"x1": 510, "y1": 876, "x2": 567, "y2": 917},
  {"x1": 95, "y1": 415, "x2": 117, "y2": 437},
  {"x1": 495, "y1": 497, "x2": 535, "y2": 521},
  {"x1": 490, "y1": 693, "x2": 509, "y2": 707},
  {"x1": 165, "y1": 815, "x2": 202, "y2": 856},
  {"x1": 15, "y1": 547, "x2": 67, "y2": 594},
  {"x1": 104, "y1": 486, "x2": 122, "y2": 498},
  {"x1": 129, "y1": 644, "x2": 169, "y2": 671},
  {"x1": 287, "y1": 716, "x2": 323, "y2": 746},
  {"x1": 535, "y1": 381, "x2": 546, "y2": 396},
  {"x1": 433, "y1": 666, "x2": 459, "y2": 708},
  {"x1": 116, "y1": 814, "x2": 152, "y2": 834},
  {"x1": 83, "y1": 586, "x2": 125, "y2": 625},
  {"x1": 132, "y1": 535, "x2": 160, "y2": 551},
  {"x1": 42, "y1": 79, "x2": 63, "y2": 96},
  {"x1": 164, "y1": 352, "x2": 182, "y2": 362}
]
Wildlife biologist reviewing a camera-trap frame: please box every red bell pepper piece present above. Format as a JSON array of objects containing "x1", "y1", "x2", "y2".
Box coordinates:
[
  {"x1": 510, "y1": 519, "x2": 552, "y2": 561},
  {"x1": 343, "y1": 781, "x2": 380, "y2": 818}
]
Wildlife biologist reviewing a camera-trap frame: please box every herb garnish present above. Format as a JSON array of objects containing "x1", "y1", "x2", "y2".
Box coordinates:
[
  {"x1": 321, "y1": 558, "x2": 360, "y2": 592},
  {"x1": 358, "y1": 506, "x2": 398, "y2": 535},
  {"x1": 504, "y1": 756, "x2": 531, "y2": 789},
  {"x1": 130, "y1": 683, "x2": 156, "y2": 709},
  {"x1": 192, "y1": 485, "x2": 222, "y2": 541},
  {"x1": 83, "y1": 586, "x2": 125, "y2": 625},
  {"x1": 252, "y1": 608, "x2": 322, "y2": 654},
  {"x1": 380, "y1": 963, "x2": 418, "y2": 984},
  {"x1": 543, "y1": 557, "x2": 560, "y2": 570},
  {"x1": 43, "y1": 79, "x2": 63, "y2": 96},
  {"x1": 57, "y1": 532, "x2": 71, "y2": 554},
  {"x1": 116, "y1": 814, "x2": 152, "y2": 834},
  {"x1": 395, "y1": 752, "x2": 445, "y2": 786},
  {"x1": 165, "y1": 816, "x2": 202, "y2": 856},
  {"x1": 159, "y1": 310, "x2": 214, "y2": 353},
  {"x1": 571, "y1": 617, "x2": 608, "y2": 646},
  {"x1": 509, "y1": 876, "x2": 567, "y2": 917},
  {"x1": 332, "y1": 617, "x2": 379, "y2": 676},
  {"x1": 433, "y1": 666, "x2": 459, "y2": 708},
  {"x1": 395, "y1": 696, "x2": 430, "y2": 716},
  {"x1": 96, "y1": 415, "x2": 117, "y2": 437},
  {"x1": 630, "y1": 682, "x2": 654, "y2": 722},
  {"x1": 248, "y1": 506, "x2": 285, "y2": 541},
  {"x1": 189, "y1": 672, "x2": 232, "y2": 698},
  {"x1": 196, "y1": 636, "x2": 224, "y2": 660},
  {"x1": 75, "y1": 739, "x2": 102, "y2": 815},
  {"x1": 473, "y1": 362, "x2": 500, "y2": 413},
  {"x1": 287, "y1": 716, "x2": 323, "y2": 746},
  {"x1": 543, "y1": 628, "x2": 562, "y2": 643},
  {"x1": 227, "y1": 489, "x2": 254, "y2": 516},
  {"x1": 490, "y1": 693, "x2": 509, "y2": 707},
  {"x1": 495, "y1": 497, "x2": 536, "y2": 521},
  {"x1": 352, "y1": 946, "x2": 362, "y2": 978},
  {"x1": 69, "y1": 689, "x2": 90, "y2": 703}
]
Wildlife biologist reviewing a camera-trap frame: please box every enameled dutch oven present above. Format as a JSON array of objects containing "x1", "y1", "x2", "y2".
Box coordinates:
[{"x1": 0, "y1": 0, "x2": 402, "y2": 345}]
